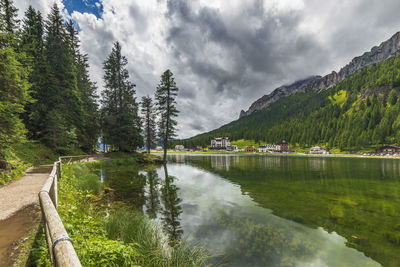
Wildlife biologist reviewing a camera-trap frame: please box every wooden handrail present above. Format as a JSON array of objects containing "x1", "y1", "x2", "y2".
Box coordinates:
[{"x1": 38, "y1": 156, "x2": 87, "y2": 266}]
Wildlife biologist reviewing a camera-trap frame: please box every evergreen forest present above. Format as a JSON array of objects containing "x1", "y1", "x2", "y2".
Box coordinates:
[{"x1": 181, "y1": 55, "x2": 400, "y2": 151}]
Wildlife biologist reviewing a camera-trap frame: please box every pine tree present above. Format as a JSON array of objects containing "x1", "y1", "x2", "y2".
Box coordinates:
[
  {"x1": 101, "y1": 41, "x2": 142, "y2": 152},
  {"x1": 75, "y1": 53, "x2": 99, "y2": 152},
  {"x1": 65, "y1": 19, "x2": 99, "y2": 152},
  {"x1": 155, "y1": 69, "x2": 179, "y2": 162},
  {"x1": 0, "y1": 1, "x2": 31, "y2": 154},
  {"x1": 388, "y1": 89, "x2": 397, "y2": 106},
  {"x1": 41, "y1": 3, "x2": 82, "y2": 150},
  {"x1": 0, "y1": 0, "x2": 19, "y2": 34},
  {"x1": 141, "y1": 96, "x2": 157, "y2": 153},
  {"x1": 0, "y1": 48, "x2": 31, "y2": 153},
  {"x1": 65, "y1": 20, "x2": 79, "y2": 61},
  {"x1": 20, "y1": 6, "x2": 46, "y2": 139}
]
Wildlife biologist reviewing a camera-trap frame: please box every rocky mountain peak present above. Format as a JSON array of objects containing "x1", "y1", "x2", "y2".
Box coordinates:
[{"x1": 240, "y1": 31, "x2": 400, "y2": 118}]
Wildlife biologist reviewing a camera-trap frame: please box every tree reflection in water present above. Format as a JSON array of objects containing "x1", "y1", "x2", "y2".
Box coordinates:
[
  {"x1": 161, "y1": 164, "x2": 183, "y2": 245},
  {"x1": 145, "y1": 169, "x2": 161, "y2": 219}
]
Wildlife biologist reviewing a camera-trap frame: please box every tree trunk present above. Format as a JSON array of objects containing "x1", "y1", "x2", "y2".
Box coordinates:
[
  {"x1": 163, "y1": 75, "x2": 171, "y2": 163},
  {"x1": 163, "y1": 138, "x2": 168, "y2": 163},
  {"x1": 147, "y1": 109, "x2": 151, "y2": 154}
]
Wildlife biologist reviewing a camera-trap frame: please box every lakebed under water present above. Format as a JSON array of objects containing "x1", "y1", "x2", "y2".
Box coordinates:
[{"x1": 97, "y1": 154, "x2": 400, "y2": 266}]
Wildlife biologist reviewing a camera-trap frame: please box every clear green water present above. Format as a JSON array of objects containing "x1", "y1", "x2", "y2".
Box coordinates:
[{"x1": 99, "y1": 155, "x2": 400, "y2": 266}]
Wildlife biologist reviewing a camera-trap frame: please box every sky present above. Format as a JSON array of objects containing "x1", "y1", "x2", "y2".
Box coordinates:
[{"x1": 14, "y1": 0, "x2": 400, "y2": 139}]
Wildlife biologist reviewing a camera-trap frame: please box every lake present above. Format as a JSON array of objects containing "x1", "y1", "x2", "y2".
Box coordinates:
[{"x1": 98, "y1": 154, "x2": 400, "y2": 266}]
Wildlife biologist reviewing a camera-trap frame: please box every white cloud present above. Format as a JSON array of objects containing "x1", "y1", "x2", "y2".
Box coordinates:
[{"x1": 15, "y1": 0, "x2": 64, "y2": 19}]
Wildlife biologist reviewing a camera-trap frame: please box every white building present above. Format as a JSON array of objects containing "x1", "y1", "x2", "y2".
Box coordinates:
[
  {"x1": 175, "y1": 145, "x2": 185, "y2": 151},
  {"x1": 226, "y1": 145, "x2": 238, "y2": 151},
  {"x1": 210, "y1": 137, "x2": 231, "y2": 149},
  {"x1": 259, "y1": 144, "x2": 278, "y2": 152},
  {"x1": 310, "y1": 146, "x2": 329, "y2": 154}
]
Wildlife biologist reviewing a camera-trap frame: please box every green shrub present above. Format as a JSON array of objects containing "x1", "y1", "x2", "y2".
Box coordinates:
[{"x1": 68, "y1": 164, "x2": 103, "y2": 194}]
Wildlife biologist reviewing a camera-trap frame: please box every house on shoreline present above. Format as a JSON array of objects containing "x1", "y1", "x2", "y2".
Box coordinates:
[
  {"x1": 378, "y1": 145, "x2": 400, "y2": 155},
  {"x1": 174, "y1": 145, "x2": 185, "y2": 151},
  {"x1": 310, "y1": 146, "x2": 329, "y2": 154},
  {"x1": 259, "y1": 141, "x2": 290, "y2": 152},
  {"x1": 227, "y1": 145, "x2": 238, "y2": 151},
  {"x1": 245, "y1": 146, "x2": 256, "y2": 152},
  {"x1": 210, "y1": 137, "x2": 231, "y2": 150}
]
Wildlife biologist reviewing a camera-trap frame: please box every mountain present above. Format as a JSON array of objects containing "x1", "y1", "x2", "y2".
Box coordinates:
[
  {"x1": 240, "y1": 32, "x2": 400, "y2": 118},
  {"x1": 180, "y1": 32, "x2": 400, "y2": 150}
]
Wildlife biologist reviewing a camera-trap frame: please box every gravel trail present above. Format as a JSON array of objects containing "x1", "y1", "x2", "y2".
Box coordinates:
[{"x1": 0, "y1": 165, "x2": 52, "y2": 221}]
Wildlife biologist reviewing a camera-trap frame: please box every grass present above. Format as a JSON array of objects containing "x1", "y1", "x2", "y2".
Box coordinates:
[
  {"x1": 106, "y1": 151, "x2": 164, "y2": 164},
  {"x1": 329, "y1": 90, "x2": 347, "y2": 106},
  {"x1": 28, "y1": 155, "x2": 209, "y2": 266},
  {"x1": 105, "y1": 210, "x2": 209, "y2": 266},
  {"x1": 230, "y1": 139, "x2": 267, "y2": 149},
  {"x1": 0, "y1": 140, "x2": 87, "y2": 186},
  {"x1": 0, "y1": 141, "x2": 57, "y2": 185}
]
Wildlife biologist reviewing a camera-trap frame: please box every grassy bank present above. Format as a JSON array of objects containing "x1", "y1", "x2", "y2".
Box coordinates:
[
  {"x1": 0, "y1": 141, "x2": 56, "y2": 185},
  {"x1": 28, "y1": 154, "x2": 208, "y2": 266},
  {"x1": 0, "y1": 141, "x2": 87, "y2": 186}
]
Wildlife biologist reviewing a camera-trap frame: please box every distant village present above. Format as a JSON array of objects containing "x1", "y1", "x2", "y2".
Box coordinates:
[
  {"x1": 173, "y1": 137, "x2": 331, "y2": 154},
  {"x1": 170, "y1": 137, "x2": 400, "y2": 157}
]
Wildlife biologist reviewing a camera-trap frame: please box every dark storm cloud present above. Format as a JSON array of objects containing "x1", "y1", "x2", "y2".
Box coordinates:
[
  {"x1": 189, "y1": 122, "x2": 206, "y2": 132},
  {"x1": 164, "y1": 0, "x2": 326, "y2": 99}
]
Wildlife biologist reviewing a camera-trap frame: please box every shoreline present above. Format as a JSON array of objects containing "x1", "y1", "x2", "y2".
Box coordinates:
[{"x1": 151, "y1": 151, "x2": 400, "y2": 160}]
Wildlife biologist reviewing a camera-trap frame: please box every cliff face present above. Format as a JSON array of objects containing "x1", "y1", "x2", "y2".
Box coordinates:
[
  {"x1": 240, "y1": 31, "x2": 400, "y2": 118},
  {"x1": 239, "y1": 76, "x2": 321, "y2": 117}
]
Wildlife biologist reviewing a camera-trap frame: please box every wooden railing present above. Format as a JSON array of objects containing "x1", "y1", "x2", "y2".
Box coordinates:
[{"x1": 38, "y1": 155, "x2": 89, "y2": 266}]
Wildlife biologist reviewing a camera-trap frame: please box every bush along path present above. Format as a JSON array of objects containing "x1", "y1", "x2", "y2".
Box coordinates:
[
  {"x1": 28, "y1": 154, "x2": 209, "y2": 266},
  {"x1": 0, "y1": 165, "x2": 52, "y2": 266}
]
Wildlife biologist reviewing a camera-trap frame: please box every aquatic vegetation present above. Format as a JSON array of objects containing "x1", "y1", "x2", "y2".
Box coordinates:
[{"x1": 197, "y1": 211, "x2": 318, "y2": 267}]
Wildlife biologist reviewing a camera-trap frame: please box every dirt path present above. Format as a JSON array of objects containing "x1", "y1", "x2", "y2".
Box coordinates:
[
  {"x1": 0, "y1": 205, "x2": 41, "y2": 266},
  {"x1": 0, "y1": 165, "x2": 52, "y2": 265},
  {"x1": 0, "y1": 165, "x2": 51, "y2": 221}
]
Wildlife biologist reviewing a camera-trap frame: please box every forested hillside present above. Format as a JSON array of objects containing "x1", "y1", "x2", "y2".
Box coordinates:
[
  {"x1": 182, "y1": 55, "x2": 400, "y2": 150},
  {"x1": 0, "y1": 1, "x2": 101, "y2": 183},
  {"x1": 0, "y1": 2, "x2": 98, "y2": 155}
]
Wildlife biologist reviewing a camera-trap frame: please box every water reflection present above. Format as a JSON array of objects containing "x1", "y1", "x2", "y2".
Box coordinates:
[
  {"x1": 163, "y1": 161, "x2": 381, "y2": 267},
  {"x1": 144, "y1": 170, "x2": 161, "y2": 219},
  {"x1": 160, "y1": 165, "x2": 183, "y2": 244},
  {"x1": 98, "y1": 155, "x2": 400, "y2": 266},
  {"x1": 210, "y1": 156, "x2": 231, "y2": 170},
  {"x1": 166, "y1": 155, "x2": 400, "y2": 266}
]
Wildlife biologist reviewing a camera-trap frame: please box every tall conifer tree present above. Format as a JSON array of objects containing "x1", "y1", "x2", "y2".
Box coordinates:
[
  {"x1": 101, "y1": 42, "x2": 142, "y2": 151},
  {"x1": 42, "y1": 3, "x2": 82, "y2": 150},
  {"x1": 141, "y1": 96, "x2": 156, "y2": 153},
  {"x1": 155, "y1": 69, "x2": 179, "y2": 162},
  {"x1": 65, "y1": 19, "x2": 99, "y2": 152},
  {"x1": 0, "y1": 0, "x2": 19, "y2": 33},
  {"x1": 0, "y1": 0, "x2": 30, "y2": 154},
  {"x1": 20, "y1": 6, "x2": 46, "y2": 139}
]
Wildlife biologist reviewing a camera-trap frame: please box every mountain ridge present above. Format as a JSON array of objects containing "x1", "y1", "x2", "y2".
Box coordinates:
[{"x1": 240, "y1": 31, "x2": 400, "y2": 118}]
